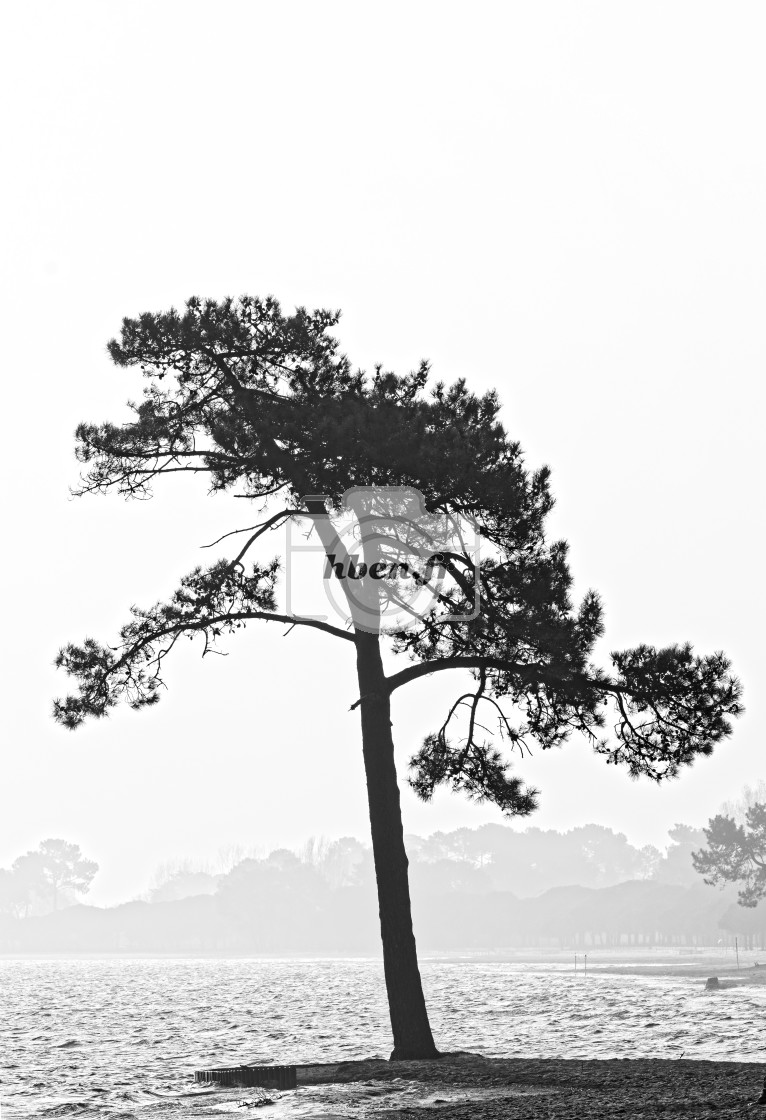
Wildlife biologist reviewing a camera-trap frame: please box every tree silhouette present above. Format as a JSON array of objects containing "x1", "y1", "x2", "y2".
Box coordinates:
[
  {"x1": 654, "y1": 824, "x2": 707, "y2": 886},
  {"x1": 12, "y1": 839, "x2": 98, "y2": 912},
  {"x1": 693, "y1": 805, "x2": 766, "y2": 906},
  {"x1": 55, "y1": 295, "x2": 742, "y2": 1058},
  {"x1": 8, "y1": 852, "x2": 48, "y2": 916},
  {"x1": 0, "y1": 868, "x2": 28, "y2": 917}
]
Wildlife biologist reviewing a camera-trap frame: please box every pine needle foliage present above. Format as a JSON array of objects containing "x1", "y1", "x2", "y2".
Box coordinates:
[
  {"x1": 55, "y1": 295, "x2": 743, "y2": 816},
  {"x1": 693, "y1": 804, "x2": 766, "y2": 907}
]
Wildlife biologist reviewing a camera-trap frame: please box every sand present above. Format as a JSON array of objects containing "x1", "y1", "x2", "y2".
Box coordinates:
[{"x1": 287, "y1": 1053, "x2": 766, "y2": 1118}]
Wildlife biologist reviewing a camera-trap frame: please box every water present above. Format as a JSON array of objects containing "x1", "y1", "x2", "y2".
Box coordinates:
[{"x1": 1, "y1": 954, "x2": 764, "y2": 1118}]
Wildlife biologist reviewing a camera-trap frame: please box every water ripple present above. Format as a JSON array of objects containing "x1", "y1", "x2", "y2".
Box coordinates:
[{"x1": 0, "y1": 956, "x2": 764, "y2": 1118}]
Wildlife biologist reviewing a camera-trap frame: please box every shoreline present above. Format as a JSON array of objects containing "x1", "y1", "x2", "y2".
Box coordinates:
[
  {"x1": 185, "y1": 1055, "x2": 766, "y2": 1119},
  {"x1": 2, "y1": 948, "x2": 765, "y2": 985}
]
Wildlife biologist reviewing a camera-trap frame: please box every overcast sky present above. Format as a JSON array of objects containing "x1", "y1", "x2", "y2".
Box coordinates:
[{"x1": 1, "y1": 2, "x2": 764, "y2": 906}]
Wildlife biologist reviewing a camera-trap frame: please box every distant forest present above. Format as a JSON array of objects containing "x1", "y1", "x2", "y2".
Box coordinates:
[{"x1": 2, "y1": 823, "x2": 765, "y2": 953}]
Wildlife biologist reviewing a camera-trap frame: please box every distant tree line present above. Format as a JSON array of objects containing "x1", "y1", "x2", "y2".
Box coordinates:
[
  {"x1": 4, "y1": 821, "x2": 766, "y2": 953},
  {"x1": 137, "y1": 821, "x2": 708, "y2": 905}
]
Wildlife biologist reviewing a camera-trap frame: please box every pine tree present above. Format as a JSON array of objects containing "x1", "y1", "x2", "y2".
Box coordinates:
[
  {"x1": 693, "y1": 805, "x2": 766, "y2": 906},
  {"x1": 11, "y1": 839, "x2": 98, "y2": 912},
  {"x1": 55, "y1": 296, "x2": 742, "y2": 1058}
]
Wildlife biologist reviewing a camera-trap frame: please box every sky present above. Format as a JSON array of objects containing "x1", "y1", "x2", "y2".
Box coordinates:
[{"x1": 1, "y1": 2, "x2": 764, "y2": 906}]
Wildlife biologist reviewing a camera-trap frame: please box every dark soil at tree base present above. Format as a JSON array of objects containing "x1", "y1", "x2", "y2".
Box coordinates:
[{"x1": 297, "y1": 1053, "x2": 766, "y2": 1118}]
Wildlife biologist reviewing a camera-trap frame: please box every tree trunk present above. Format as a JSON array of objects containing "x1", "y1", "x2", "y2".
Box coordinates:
[{"x1": 355, "y1": 629, "x2": 439, "y2": 1060}]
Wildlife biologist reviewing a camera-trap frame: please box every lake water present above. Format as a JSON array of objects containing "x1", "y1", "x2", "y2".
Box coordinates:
[{"x1": 1, "y1": 953, "x2": 764, "y2": 1118}]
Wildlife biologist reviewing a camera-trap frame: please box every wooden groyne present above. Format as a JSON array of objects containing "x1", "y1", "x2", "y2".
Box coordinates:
[{"x1": 194, "y1": 1063, "x2": 297, "y2": 1089}]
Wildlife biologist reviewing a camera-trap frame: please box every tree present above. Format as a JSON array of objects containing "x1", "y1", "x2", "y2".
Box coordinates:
[
  {"x1": 11, "y1": 839, "x2": 98, "y2": 912},
  {"x1": 653, "y1": 824, "x2": 708, "y2": 887},
  {"x1": 0, "y1": 868, "x2": 27, "y2": 917},
  {"x1": 8, "y1": 852, "x2": 48, "y2": 916},
  {"x1": 567, "y1": 824, "x2": 658, "y2": 888},
  {"x1": 54, "y1": 295, "x2": 742, "y2": 1058},
  {"x1": 718, "y1": 781, "x2": 766, "y2": 825},
  {"x1": 216, "y1": 851, "x2": 330, "y2": 951},
  {"x1": 149, "y1": 860, "x2": 220, "y2": 903},
  {"x1": 305, "y1": 836, "x2": 373, "y2": 889},
  {"x1": 693, "y1": 804, "x2": 766, "y2": 906}
]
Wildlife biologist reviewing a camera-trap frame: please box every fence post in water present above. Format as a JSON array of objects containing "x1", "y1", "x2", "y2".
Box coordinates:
[
  {"x1": 584, "y1": 953, "x2": 587, "y2": 978},
  {"x1": 736, "y1": 937, "x2": 740, "y2": 970}
]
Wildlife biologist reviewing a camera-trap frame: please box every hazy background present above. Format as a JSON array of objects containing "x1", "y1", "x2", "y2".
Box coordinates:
[{"x1": 1, "y1": 2, "x2": 764, "y2": 907}]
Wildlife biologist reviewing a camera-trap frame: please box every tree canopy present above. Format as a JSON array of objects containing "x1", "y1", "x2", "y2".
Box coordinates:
[
  {"x1": 693, "y1": 804, "x2": 766, "y2": 907},
  {"x1": 4, "y1": 839, "x2": 98, "y2": 915},
  {"x1": 55, "y1": 296, "x2": 742, "y2": 808}
]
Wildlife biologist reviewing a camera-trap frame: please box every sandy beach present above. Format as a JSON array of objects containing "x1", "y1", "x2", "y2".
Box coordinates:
[
  {"x1": 266, "y1": 1054, "x2": 766, "y2": 1119},
  {"x1": 182, "y1": 1055, "x2": 766, "y2": 1119}
]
